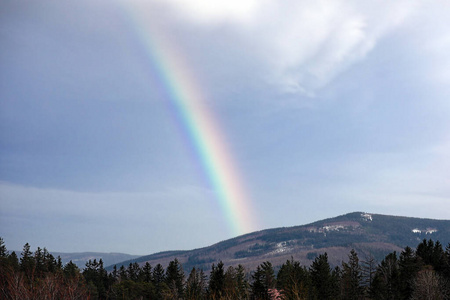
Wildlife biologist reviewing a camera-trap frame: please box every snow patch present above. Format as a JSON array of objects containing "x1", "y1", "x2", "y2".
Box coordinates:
[
  {"x1": 323, "y1": 224, "x2": 345, "y2": 231},
  {"x1": 361, "y1": 213, "x2": 372, "y2": 221},
  {"x1": 426, "y1": 228, "x2": 437, "y2": 234},
  {"x1": 268, "y1": 241, "x2": 293, "y2": 255},
  {"x1": 411, "y1": 228, "x2": 438, "y2": 234}
]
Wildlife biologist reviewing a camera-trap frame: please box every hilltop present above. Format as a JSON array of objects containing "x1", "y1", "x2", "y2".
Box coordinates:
[{"x1": 109, "y1": 212, "x2": 450, "y2": 271}]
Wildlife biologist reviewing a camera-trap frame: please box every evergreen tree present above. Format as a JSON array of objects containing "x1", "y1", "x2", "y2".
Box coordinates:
[
  {"x1": 340, "y1": 249, "x2": 364, "y2": 300},
  {"x1": 209, "y1": 261, "x2": 226, "y2": 299},
  {"x1": 83, "y1": 258, "x2": 109, "y2": 299},
  {"x1": 185, "y1": 267, "x2": 207, "y2": 300},
  {"x1": 165, "y1": 258, "x2": 185, "y2": 299},
  {"x1": 444, "y1": 243, "x2": 450, "y2": 281},
  {"x1": 111, "y1": 265, "x2": 118, "y2": 283},
  {"x1": 142, "y1": 262, "x2": 152, "y2": 283},
  {"x1": 236, "y1": 264, "x2": 250, "y2": 299},
  {"x1": 309, "y1": 253, "x2": 337, "y2": 300},
  {"x1": 371, "y1": 252, "x2": 400, "y2": 300},
  {"x1": 34, "y1": 247, "x2": 44, "y2": 276},
  {"x1": 277, "y1": 257, "x2": 309, "y2": 300},
  {"x1": 127, "y1": 262, "x2": 141, "y2": 282},
  {"x1": 20, "y1": 242, "x2": 36, "y2": 284},
  {"x1": 398, "y1": 246, "x2": 420, "y2": 299},
  {"x1": 64, "y1": 260, "x2": 80, "y2": 278},
  {"x1": 0, "y1": 237, "x2": 7, "y2": 258},
  {"x1": 119, "y1": 265, "x2": 127, "y2": 281},
  {"x1": 152, "y1": 263, "x2": 166, "y2": 298},
  {"x1": 251, "y1": 261, "x2": 275, "y2": 300},
  {"x1": 7, "y1": 251, "x2": 20, "y2": 271}
]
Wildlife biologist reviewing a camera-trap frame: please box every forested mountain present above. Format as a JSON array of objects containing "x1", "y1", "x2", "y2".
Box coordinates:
[
  {"x1": 1, "y1": 212, "x2": 450, "y2": 299},
  {"x1": 111, "y1": 212, "x2": 450, "y2": 272}
]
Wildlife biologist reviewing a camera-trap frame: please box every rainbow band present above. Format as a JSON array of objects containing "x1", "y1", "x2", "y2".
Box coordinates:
[{"x1": 127, "y1": 6, "x2": 257, "y2": 236}]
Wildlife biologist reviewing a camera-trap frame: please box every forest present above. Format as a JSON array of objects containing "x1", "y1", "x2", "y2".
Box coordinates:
[{"x1": 1, "y1": 237, "x2": 449, "y2": 299}]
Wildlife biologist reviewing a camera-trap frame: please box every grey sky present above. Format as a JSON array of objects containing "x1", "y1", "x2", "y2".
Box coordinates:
[{"x1": 1, "y1": 0, "x2": 450, "y2": 255}]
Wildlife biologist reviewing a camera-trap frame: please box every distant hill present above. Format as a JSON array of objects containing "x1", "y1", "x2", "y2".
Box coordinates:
[
  {"x1": 6, "y1": 251, "x2": 142, "y2": 269},
  {"x1": 108, "y1": 212, "x2": 450, "y2": 272},
  {"x1": 53, "y1": 252, "x2": 142, "y2": 269}
]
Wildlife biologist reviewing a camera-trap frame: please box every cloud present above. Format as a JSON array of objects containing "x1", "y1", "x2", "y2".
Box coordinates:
[{"x1": 127, "y1": 0, "x2": 421, "y2": 96}]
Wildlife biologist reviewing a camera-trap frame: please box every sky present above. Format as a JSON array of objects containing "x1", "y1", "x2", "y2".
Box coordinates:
[{"x1": 1, "y1": 0, "x2": 450, "y2": 255}]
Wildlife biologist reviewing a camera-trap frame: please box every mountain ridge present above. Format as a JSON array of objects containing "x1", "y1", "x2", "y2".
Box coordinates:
[{"x1": 108, "y1": 211, "x2": 450, "y2": 271}]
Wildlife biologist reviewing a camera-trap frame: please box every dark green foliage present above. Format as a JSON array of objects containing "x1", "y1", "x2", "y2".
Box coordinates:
[
  {"x1": 119, "y1": 265, "x2": 127, "y2": 281},
  {"x1": 277, "y1": 257, "x2": 310, "y2": 299},
  {"x1": 165, "y1": 258, "x2": 185, "y2": 298},
  {"x1": 236, "y1": 264, "x2": 250, "y2": 299},
  {"x1": 398, "y1": 246, "x2": 420, "y2": 299},
  {"x1": 371, "y1": 252, "x2": 401, "y2": 300},
  {"x1": 152, "y1": 263, "x2": 167, "y2": 298},
  {"x1": 309, "y1": 253, "x2": 338, "y2": 300},
  {"x1": 126, "y1": 262, "x2": 141, "y2": 282},
  {"x1": 444, "y1": 243, "x2": 450, "y2": 280},
  {"x1": 83, "y1": 258, "x2": 110, "y2": 299},
  {"x1": 64, "y1": 260, "x2": 80, "y2": 278},
  {"x1": 141, "y1": 262, "x2": 152, "y2": 283},
  {"x1": 340, "y1": 249, "x2": 364, "y2": 300},
  {"x1": 110, "y1": 280, "x2": 155, "y2": 299},
  {"x1": 20, "y1": 242, "x2": 35, "y2": 275},
  {"x1": 251, "y1": 261, "x2": 275, "y2": 300},
  {"x1": 208, "y1": 261, "x2": 226, "y2": 298},
  {"x1": 185, "y1": 267, "x2": 207, "y2": 300}
]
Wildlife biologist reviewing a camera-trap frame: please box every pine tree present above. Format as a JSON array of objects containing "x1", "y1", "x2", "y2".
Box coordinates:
[
  {"x1": 7, "y1": 251, "x2": 20, "y2": 271},
  {"x1": 340, "y1": 249, "x2": 364, "y2": 300},
  {"x1": 277, "y1": 257, "x2": 309, "y2": 299},
  {"x1": 0, "y1": 237, "x2": 7, "y2": 258},
  {"x1": 119, "y1": 265, "x2": 127, "y2": 281},
  {"x1": 236, "y1": 264, "x2": 250, "y2": 299},
  {"x1": 152, "y1": 263, "x2": 166, "y2": 298},
  {"x1": 186, "y1": 267, "x2": 207, "y2": 300},
  {"x1": 251, "y1": 261, "x2": 275, "y2": 300},
  {"x1": 371, "y1": 252, "x2": 400, "y2": 300},
  {"x1": 209, "y1": 261, "x2": 225, "y2": 299},
  {"x1": 165, "y1": 258, "x2": 185, "y2": 299},
  {"x1": 142, "y1": 262, "x2": 152, "y2": 283},
  {"x1": 64, "y1": 260, "x2": 80, "y2": 278},
  {"x1": 20, "y1": 242, "x2": 35, "y2": 284},
  {"x1": 127, "y1": 262, "x2": 141, "y2": 282},
  {"x1": 309, "y1": 253, "x2": 336, "y2": 300},
  {"x1": 398, "y1": 246, "x2": 420, "y2": 299}
]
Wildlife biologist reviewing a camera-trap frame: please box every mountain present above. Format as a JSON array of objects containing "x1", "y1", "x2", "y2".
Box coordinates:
[
  {"x1": 47, "y1": 252, "x2": 141, "y2": 269},
  {"x1": 108, "y1": 212, "x2": 450, "y2": 272}
]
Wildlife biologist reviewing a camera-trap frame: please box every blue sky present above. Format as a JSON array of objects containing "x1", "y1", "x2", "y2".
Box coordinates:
[{"x1": 1, "y1": 0, "x2": 450, "y2": 255}]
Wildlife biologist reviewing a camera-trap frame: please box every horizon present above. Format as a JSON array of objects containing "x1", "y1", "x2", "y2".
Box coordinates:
[{"x1": 4, "y1": 211, "x2": 449, "y2": 256}]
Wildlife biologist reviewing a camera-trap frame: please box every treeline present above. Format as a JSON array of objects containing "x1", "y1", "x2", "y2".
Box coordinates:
[{"x1": 1, "y1": 238, "x2": 450, "y2": 299}]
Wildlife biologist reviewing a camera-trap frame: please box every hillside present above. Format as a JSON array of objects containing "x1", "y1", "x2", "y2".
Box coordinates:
[{"x1": 109, "y1": 212, "x2": 450, "y2": 271}]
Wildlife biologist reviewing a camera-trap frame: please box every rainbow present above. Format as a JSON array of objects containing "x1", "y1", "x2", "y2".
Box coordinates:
[{"x1": 124, "y1": 5, "x2": 257, "y2": 236}]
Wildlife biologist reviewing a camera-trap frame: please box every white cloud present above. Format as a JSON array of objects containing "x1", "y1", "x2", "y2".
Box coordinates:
[
  {"x1": 150, "y1": 0, "x2": 264, "y2": 24},
  {"x1": 127, "y1": 0, "x2": 421, "y2": 96}
]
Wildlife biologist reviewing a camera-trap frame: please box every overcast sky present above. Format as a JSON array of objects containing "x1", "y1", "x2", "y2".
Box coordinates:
[{"x1": 1, "y1": 0, "x2": 450, "y2": 255}]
